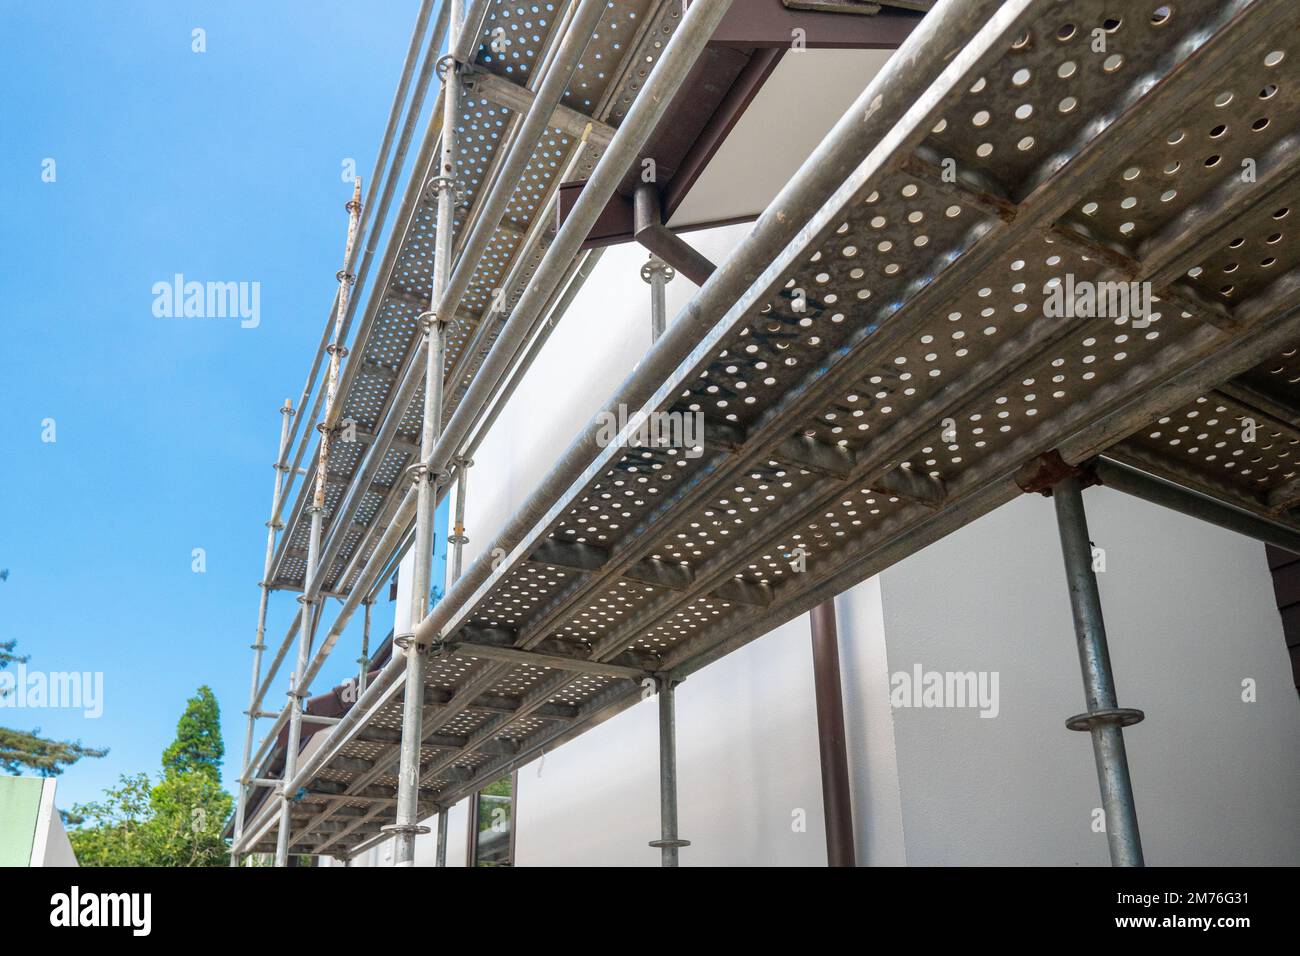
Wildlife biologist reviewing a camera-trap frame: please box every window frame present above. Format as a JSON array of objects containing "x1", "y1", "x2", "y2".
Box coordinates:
[{"x1": 464, "y1": 770, "x2": 519, "y2": 867}]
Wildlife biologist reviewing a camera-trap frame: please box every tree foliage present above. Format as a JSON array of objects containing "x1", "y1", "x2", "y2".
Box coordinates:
[
  {"x1": 68, "y1": 685, "x2": 232, "y2": 867},
  {"x1": 0, "y1": 727, "x2": 109, "y2": 777},
  {"x1": 0, "y1": 639, "x2": 108, "y2": 775},
  {"x1": 162, "y1": 685, "x2": 224, "y2": 779},
  {"x1": 64, "y1": 773, "x2": 155, "y2": 867},
  {"x1": 147, "y1": 770, "x2": 233, "y2": 867}
]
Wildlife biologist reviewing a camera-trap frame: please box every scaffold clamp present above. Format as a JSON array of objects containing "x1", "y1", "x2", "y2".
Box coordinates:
[
  {"x1": 381, "y1": 823, "x2": 432, "y2": 836},
  {"x1": 1065, "y1": 708, "x2": 1145, "y2": 732}
]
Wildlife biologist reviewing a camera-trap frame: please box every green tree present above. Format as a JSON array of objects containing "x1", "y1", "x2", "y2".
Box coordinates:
[
  {"x1": 148, "y1": 770, "x2": 233, "y2": 867},
  {"x1": 151, "y1": 686, "x2": 230, "y2": 866},
  {"x1": 68, "y1": 686, "x2": 232, "y2": 867},
  {"x1": 0, "y1": 639, "x2": 108, "y2": 775},
  {"x1": 161, "y1": 685, "x2": 224, "y2": 780},
  {"x1": 66, "y1": 773, "x2": 155, "y2": 867}
]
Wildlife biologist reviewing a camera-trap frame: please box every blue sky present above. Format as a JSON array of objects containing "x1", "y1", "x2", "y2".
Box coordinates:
[{"x1": 1, "y1": 2, "x2": 432, "y2": 810}]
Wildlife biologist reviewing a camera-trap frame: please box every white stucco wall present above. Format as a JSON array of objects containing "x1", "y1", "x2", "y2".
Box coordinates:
[
  {"x1": 877, "y1": 487, "x2": 1300, "y2": 866},
  {"x1": 513, "y1": 611, "x2": 838, "y2": 867},
  {"x1": 834, "y1": 576, "x2": 909, "y2": 866}
]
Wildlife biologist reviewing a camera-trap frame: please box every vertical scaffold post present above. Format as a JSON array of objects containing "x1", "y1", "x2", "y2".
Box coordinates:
[
  {"x1": 357, "y1": 597, "x2": 373, "y2": 694},
  {"x1": 643, "y1": 248, "x2": 683, "y2": 866},
  {"x1": 388, "y1": 318, "x2": 445, "y2": 865},
  {"x1": 640, "y1": 256, "x2": 674, "y2": 343},
  {"x1": 1052, "y1": 474, "x2": 1145, "y2": 867},
  {"x1": 277, "y1": 177, "x2": 364, "y2": 868},
  {"x1": 449, "y1": 457, "x2": 472, "y2": 582},
  {"x1": 388, "y1": 2, "x2": 462, "y2": 866},
  {"x1": 231, "y1": 397, "x2": 295, "y2": 866},
  {"x1": 649, "y1": 677, "x2": 690, "y2": 866},
  {"x1": 433, "y1": 455, "x2": 471, "y2": 868}
]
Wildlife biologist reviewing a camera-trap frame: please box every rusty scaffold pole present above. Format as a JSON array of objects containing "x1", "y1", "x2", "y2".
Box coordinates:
[{"x1": 276, "y1": 177, "x2": 364, "y2": 867}]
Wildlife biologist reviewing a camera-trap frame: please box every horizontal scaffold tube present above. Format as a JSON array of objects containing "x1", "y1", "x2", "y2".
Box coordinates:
[
  {"x1": 1094, "y1": 457, "x2": 1300, "y2": 553},
  {"x1": 407, "y1": 0, "x2": 1007, "y2": 652},
  {"x1": 272, "y1": 1, "x2": 449, "y2": 529}
]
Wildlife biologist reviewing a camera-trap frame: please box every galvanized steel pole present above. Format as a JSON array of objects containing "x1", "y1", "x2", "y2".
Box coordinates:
[
  {"x1": 641, "y1": 256, "x2": 674, "y2": 343},
  {"x1": 387, "y1": 315, "x2": 445, "y2": 866},
  {"x1": 1052, "y1": 475, "x2": 1145, "y2": 867},
  {"x1": 1094, "y1": 457, "x2": 1300, "y2": 553},
  {"x1": 275, "y1": 581, "x2": 316, "y2": 865},
  {"x1": 389, "y1": 1, "x2": 461, "y2": 867},
  {"x1": 433, "y1": 458, "x2": 470, "y2": 868},
  {"x1": 645, "y1": 240, "x2": 686, "y2": 867},
  {"x1": 646, "y1": 255, "x2": 681, "y2": 868},
  {"x1": 358, "y1": 598, "x2": 373, "y2": 694},
  {"x1": 449, "y1": 458, "x2": 471, "y2": 582},
  {"x1": 451, "y1": 0, "x2": 491, "y2": 65},
  {"x1": 277, "y1": 179, "x2": 364, "y2": 867},
  {"x1": 649, "y1": 678, "x2": 689, "y2": 866},
  {"x1": 231, "y1": 397, "x2": 295, "y2": 866},
  {"x1": 429, "y1": 456, "x2": 472, "y2": 868}
]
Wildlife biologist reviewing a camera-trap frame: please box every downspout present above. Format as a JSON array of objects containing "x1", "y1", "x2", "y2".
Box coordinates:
[{"x1": 810, "y1": 599, "x2": 856, "y2": 867}]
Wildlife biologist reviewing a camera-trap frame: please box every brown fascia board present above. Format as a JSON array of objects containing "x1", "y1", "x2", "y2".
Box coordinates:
[
  {"x1": 558, "y1": 44, "x2": 759, "y2": 245},
  {"x1": 558, "y1": 2, "x2": 919, "y2": 249},
  {"x1": 711, "y1": 0, "x2": 921, "y2": 49},
  {"x1": 559, "y1": 42, "x2": 782, "y2": 246},
  {"x1": 631, "y1": 44, "x2": 759, "y2": 209},
  {"x1": 661, "y1": 45, "x2": 786, "y2": 219}
]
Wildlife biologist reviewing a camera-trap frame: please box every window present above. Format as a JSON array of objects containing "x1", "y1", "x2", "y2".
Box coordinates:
[
  {"x1": 431, "y1": 494, "x2": 450, "y2": 608},
  {"x1": 466, "y1": 772, "x2": 517, "y2": 867}
]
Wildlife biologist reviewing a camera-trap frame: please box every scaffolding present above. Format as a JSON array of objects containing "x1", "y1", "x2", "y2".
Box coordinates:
[{"x1": 230, "y1": 0, "x2": 1300, "y2": 867}]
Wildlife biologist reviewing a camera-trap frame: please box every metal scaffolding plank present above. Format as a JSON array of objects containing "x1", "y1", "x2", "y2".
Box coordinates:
[{"x1": 267, "y1": 0, "x2": 677, "y2": 598}]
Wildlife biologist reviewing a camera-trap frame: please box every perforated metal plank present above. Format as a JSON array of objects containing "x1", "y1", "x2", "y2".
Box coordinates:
[
  {"x1": 271, "y1": 0, "x2": 1300, "y2": 857},
  {"x1": 266, "y1": 1, "x2": 680, "y2": 597},
  {"x1": 1108, "y1": 343, "x2": 1300, "y2": 522},
  {"x1": 442, "y1": 0, "x2": 688, "y2": 414},
  {"x1": 407, "y1": 0, "x2": 686, "y2": 554}
]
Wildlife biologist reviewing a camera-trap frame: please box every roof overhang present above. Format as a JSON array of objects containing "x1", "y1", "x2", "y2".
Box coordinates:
[{"x1": 558, "y1": 0, "x2": 922, "y2": 248}]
